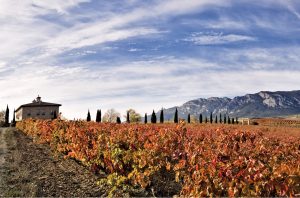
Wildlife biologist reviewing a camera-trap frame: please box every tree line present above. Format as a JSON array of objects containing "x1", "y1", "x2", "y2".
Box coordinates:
[
  {"x1": 86, "y1": 108, "x2": 239, "y2": 124},
  {"x1": 1, "y1": 105, "x2": 239, "y2": 126}
]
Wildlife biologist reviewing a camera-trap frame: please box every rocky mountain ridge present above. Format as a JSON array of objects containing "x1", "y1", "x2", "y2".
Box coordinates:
[{"x1": 160, "y1": 90, "x2": 300, "y2": 120}]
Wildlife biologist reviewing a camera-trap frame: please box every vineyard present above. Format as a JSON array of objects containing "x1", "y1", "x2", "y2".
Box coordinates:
[{"x1": 16, "y1": 119, "x2": 300, "y2": 197}]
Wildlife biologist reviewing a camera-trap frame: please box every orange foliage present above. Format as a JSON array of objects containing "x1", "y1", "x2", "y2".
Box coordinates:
[{"x1": 16, "y1": 119, "x2": 300, "y2": 196}]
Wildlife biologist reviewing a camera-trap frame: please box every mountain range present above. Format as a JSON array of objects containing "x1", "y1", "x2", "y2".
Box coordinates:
[{"x1": 158, "y1": 90, "x2": 300, "y2": 120}]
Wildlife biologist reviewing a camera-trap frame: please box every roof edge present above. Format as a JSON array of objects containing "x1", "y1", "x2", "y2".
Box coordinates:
[{"x1": 16, "y1": 103, "x2": 62, "y2": 112}]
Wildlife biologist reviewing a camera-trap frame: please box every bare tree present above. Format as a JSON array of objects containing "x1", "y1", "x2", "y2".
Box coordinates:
[
  {"x1": 0, "y1": 110, "x2": 5, "y2": 126},
  {"x1": 103, "y1": 109, "x2": 121, "y2": 123},
  {"x1": 0, "y1": 110, "x2": 5, "y2": 122}
]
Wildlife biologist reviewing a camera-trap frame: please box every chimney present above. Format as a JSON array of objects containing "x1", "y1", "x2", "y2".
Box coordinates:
[{"x1": 36, "y1": 95, "x2": 42, "y2": 103}]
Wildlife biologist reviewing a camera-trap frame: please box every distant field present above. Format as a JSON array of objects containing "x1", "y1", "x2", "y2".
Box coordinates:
[
  {"x1": 187, "y1": 123, "x2": 300, "y2": 138},
  {"x1": 283, "y1": 114, "x2": 300, "y2": 119},
  {"x1": 252, "y1": 118, "x2": 300, "y2": 128}
]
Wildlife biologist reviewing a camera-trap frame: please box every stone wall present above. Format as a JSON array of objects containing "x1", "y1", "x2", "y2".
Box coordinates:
[
  {"x1": 18, "y1": 106, "x2": 59, "y2": 120},
  {"x1": 15, "y1": 109, "x2": 23, "y2": 121}
]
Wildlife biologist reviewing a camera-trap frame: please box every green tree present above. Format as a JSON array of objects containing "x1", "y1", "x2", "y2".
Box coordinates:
[
  {"x1": 199, "y1": 114, "x2": 203, "y2": 124},
  {"x1": 219, "y1": 113, "x2": 222, "y2": 123},
  {"x1": 126, "y1": 111, "x2": 130, "y2": 123},
  {"x1": 205, "y1": 116, "x2": 208, "y2": 123},
  {"x1": 232, "y1": 118, "x2": 235, "y2": 124},
  {"x1": 125, "y1": 109, "x2": 141, "y2": 123},
  {"x1": 187, "y1": 113, "x2": 191, "y2": 123},
  {"x1": 160, "y1": 108, "x2": 164, "y2": 123},
  {"x1": 174, "y1": 108, "x2": 178, "y2": 123},
  {"x1": 11, "y1": 109, "x2": 16, "y2": 127},
  {"x1": 224, "y1": 115, "x2": 227, "y2": 124},
  {"x1": 144, "y1": 113, "x2": 147, "y2": 124},
  {"x1": 53, "y1": 111, "x2": 57, "y2": 119},
  {"x1": 215, "y1": 115, "x2": 218, "y2": 124},
  {"x1": 87, "y1": 110, "x2": 91, "y2": 122},
  {"x1": 96, "y1": 109, "x2": 101, "y2": 123},
  {"x1": 236, "y1": 117, "x2": 239, "y2": 124},
  {"x1": 5, "y1": 105, "x2": 9, "y2": 127},
  {"x1": 210, "y1": 112, "x2": 213, "y2": 124},
  {"x1": 151, "y1": 110, "x2": 157, "y2": 123},
  {"x1": 228, "y1": 116, "x2": 231, "y2": 124}
]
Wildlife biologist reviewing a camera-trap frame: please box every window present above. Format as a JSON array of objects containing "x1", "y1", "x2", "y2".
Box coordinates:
[
  {"x1": 37, "y1": 113, "x2": 40, "y2": 116},
  {"x1": 27, "y1": 113, "x2": 31, "y2": 116},
  {"x1": 42, "y1": 112, "x2": 45, "y2": 116}
]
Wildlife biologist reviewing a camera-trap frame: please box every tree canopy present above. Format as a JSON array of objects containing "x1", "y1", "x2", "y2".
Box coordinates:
[{"x1": 125, "y1": 109, "x2": 141, "y2": 123}]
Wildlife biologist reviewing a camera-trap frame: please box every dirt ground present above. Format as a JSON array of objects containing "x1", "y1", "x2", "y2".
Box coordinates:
[{"x1": 0, "y1": 128, "x2": 105, "y2": 197}]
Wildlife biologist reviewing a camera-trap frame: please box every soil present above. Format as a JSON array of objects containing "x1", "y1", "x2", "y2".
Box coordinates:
[{"x1": 0, "y1": 128, "x2": 105, "y2": 197}]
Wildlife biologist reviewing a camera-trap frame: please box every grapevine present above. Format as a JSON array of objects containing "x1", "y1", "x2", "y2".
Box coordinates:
[{"x1": 16, "y1": 119, "x2": 300, "y2": 196}]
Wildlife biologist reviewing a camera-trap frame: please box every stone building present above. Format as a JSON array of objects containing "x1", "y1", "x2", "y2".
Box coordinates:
[{"x1": 15, "y1": 96, "x2": 61, "y2": 121}]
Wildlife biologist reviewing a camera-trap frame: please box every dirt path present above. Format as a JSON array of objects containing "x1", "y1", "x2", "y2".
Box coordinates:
[
  {"x1": 0, "y1": 128, "x2": 8, "y2": 196},
  {"x1": 0, "y1": 128, "x2": 105, "y2": 197},
  {"x1": 0, "y1": 128, "x2": 8, "y2": 165}
]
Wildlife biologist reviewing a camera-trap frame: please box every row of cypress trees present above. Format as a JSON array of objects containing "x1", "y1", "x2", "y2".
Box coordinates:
[
  {"x1": 86, "y1": 108, "x2": 238, "y2": 124},
  {"x1": 198, "y1": 112, "x2": 238, "y2": 124},
  {"x1": 145, "y1": 108, "x2": 238, "y2": 124}
]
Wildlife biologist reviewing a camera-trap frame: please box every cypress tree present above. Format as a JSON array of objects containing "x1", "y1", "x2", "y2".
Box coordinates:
[
  {"x1": 187, "y1": 113, "x2": 191, "y2": 123},
  {"x1": 219, "y1": 113, "x2": 222, "y2": 123},
  {"x1": 11, "y1": 109, "x2": 16, "y2": 127},
  {"x1": 95, "y1": 110, "x2": 98, "y2": 122},
  {"x1": 174, "y1": 108, "x2": 178, "y2": 123},
  {"x1": 99, "y1": 109, "x2": 102, "y2": 122},
  {"x1": 205, "y1": 116, "x2": 208, "y2": 123},
  {"x1": 53, "y1": 110, "x2": 57, "y2": 119},
  {"x1": 160, "y1": 108, "x2": 164, "y2": 123},
  {"x1": 215, "y1": 115, "x2": 218, "y2": 124},
  {"x1": 232, "y1": 118, "x2": 235, "y2": 124},
  {"x1": 96, "y1": 109, "x2": 102, "y2": 123},
  {"x1": 87, "y1": 110, "x2": 91, "y2": 122},
  {"x1": 151, "y1": 110, "x2": 157, "y2": 124},
  {"x1": 5, "y1": 105, "x2": 9, "y2": 127},
  {"x1": 199, "y1": 114, "x2": 203, "y2": 124},
  {"x1": 144, "y1": 113, "x2": 147, "y2": 124},
  {"x1": 228, "y1": 116, "x2": 231, "y2": 124},
  {"x1": 12, "y1": 109, "x2": 15, "y2": 122},
  {"x1": 236, "y1": 117, "x2": 239, "y2": 124},
  {"x1": 126, "y1": 111, "x2": 130, "y2": 123},
  {"x1": 116, "y1": 116, "x2": 121, "y2": 124},
  {"x1": 224, "y1": 115, "x2": 227, "y2": 124},
  {"x1": 210, "y1": 112, "x2": 213, "y2": 124}
]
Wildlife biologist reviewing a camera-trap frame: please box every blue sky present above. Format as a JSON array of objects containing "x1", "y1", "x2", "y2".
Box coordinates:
[{"x1": 1, "y1": 0, "x2": 300, "y2": 119}]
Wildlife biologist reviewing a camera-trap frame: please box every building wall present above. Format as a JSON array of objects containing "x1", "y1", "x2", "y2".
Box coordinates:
[
  {"x1": 16, "y1": 106, "x2": 59, "y2": 121},
  {"x1": 15, "y1": 108, "x2": 23, "y2": 121}
]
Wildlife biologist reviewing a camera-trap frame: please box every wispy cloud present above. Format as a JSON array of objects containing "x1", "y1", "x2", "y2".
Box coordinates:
[
  {"x1": 183, "y1": 32, "x2": 256, "y2": 45},
  {"x1": 2, "y1": 56, "x2": 300, "y2": 118},
  {"x1": 0, "y1": 0, "x2": 299, "y2": 119},
  {"x1": 282, "y1": 0, "x2": 300, "y2": 20}
]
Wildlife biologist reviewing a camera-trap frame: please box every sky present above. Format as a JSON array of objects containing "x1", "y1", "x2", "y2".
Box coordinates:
[{"x1": 1, "y1": 0, "x2": 300, "y2": 120}]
